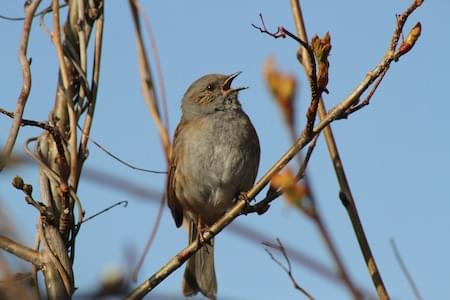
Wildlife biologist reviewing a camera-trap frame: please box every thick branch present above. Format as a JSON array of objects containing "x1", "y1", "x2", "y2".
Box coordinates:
[{"x1": 0, "y1": 236, "x2": 41, "y2": 267}]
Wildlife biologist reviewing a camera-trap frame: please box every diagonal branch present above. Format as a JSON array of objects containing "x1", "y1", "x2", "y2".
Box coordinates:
[
  {"x1": 288, "y1": 1, "x2": 423, "y2": 299},
  {"x1": 263, "y1": 238, "x2": 315, "y2": 300},
  {"x1": 390, "y1": 239, "x2": 422, "y2": 300}
]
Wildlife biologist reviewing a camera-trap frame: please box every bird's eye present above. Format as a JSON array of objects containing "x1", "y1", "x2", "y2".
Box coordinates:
[{"x1": 206, "y1": 84, "x2": 213, "y2": 91}]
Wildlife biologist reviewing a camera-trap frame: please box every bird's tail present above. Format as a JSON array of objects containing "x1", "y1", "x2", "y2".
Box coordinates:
[{"x1": 182, "y1": 220, "x2": 217, "y2": 300}]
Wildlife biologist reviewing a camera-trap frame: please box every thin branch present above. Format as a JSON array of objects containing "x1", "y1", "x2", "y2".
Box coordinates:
[
  {"x1": 252, "y1": 14, "x2": 320, "y2": 136},
  {"x1": 0, "y1": 0, "x2": 42, "y2": 172},
  {"x1": 80, "y1": 201, "x2": 128, "y2": 224},
  {"x1": 51, "y1": 0, "x2": 78, "y2": 189},
  {"x1": 342, "y1": 65, "x2": 389, "y2": 117},
  {"x1": 79, "y1": 5, "x2": 104, "y2": 168},
  {"x1": 0, "y1": 2, "x2": 67, "y2": 21},
  {"x1": 289, "y1": 1, "x2": 422, "y2": 298},
  {"x1": 0, "y1": 108, "x2": 67, "y2": 161},
  {"x1": 390, "y1": 239, "x2": 422, "y2": 300},
  {"x1": 0, "y1": 236, "x2": 41, "y2": 267},
  {"x1": 290, "y1": 0, "x2": 385, "y2": 297},
  {"x1": 24, "y1": 137, "x2": 85, "y2": 230},
  {"x1": 136, "y1": 1, "x2": 170, "y2": 132},
  {"x1": 77, "y1": 124, "x2": 167, "y2": 174},
  {"x1": 244, "y1": 133, "x2": 319, "y2": 215},
  {"x1": 131, "y1": 193, "x2": 166, "y2": 282},
  {"x1": 263, "y1": 238, "x2": 315, "y2": 300},
  {"x1": 129, "y1": 0, "x2": 171, "y2": 162}
]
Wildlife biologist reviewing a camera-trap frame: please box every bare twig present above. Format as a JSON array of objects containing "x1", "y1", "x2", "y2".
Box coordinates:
[
  {"x1": 78, "y1": 6, "x2": 104, "y2": 169},
  {"x1": 81, "y1": 201, "x2": 128, "y2": 224},
  {"x1": 0, "y1": 0, "x2": 42, "y2": 172},
  {"x1": 77, "y1": 124, "x2": 167, "y2": 174},
  {"x1": 128, "y1": 0, "x2": 172, "y2": 285},
  {"x1": 129, "y1": 0, "x2": 170, "y2": 161},
  {"x1": 0, "y1": 2, "x2": 67, "y2": 21},
  {"x1": 263, "y1": 238, "x2": 315, "y2": 300},
  {"x1": 252, "y1": 15, "x2": 321, "y2": 136},
  {"x1": 288, "y1": 1, "x2": 423, "y2": 298},
  {"x1": 341, "y1": 68, "x2": 389, "y2": 118},
  {"x1": 390, "y1": 239, "x2": 422, "y2": 300},
  {"x1": 24, "y1": 137, "x2": 84, "y2": 230},
  {"x1": 244, "y1": 134, "x2": 319, "y2": 215},
  {"x1": 131, "y1": 193, "x2": 166, "y2": 282},
  {"x1": 136, "y1": 1, "x2": 170, "y2": 132}
]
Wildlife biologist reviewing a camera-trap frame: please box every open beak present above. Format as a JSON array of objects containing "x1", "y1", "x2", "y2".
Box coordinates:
[{"x1": 222, "y1": 71, "x2": 248, "y2": 93}]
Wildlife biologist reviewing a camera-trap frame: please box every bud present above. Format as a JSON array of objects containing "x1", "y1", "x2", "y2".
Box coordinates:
[
  {"x1": 311, "y1": 32, "x2": 332, "y2": 91},
  {"x1": 12, "y1": 176, "x2": 24, "y2": 190},
  {"x1": 397, "y1": 22, "x2": 421, "y2": 59}
]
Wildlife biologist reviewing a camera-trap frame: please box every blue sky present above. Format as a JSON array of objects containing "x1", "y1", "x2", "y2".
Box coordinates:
[{"x1": 1, "y1": 1, "x2": 449, "y2": 299}]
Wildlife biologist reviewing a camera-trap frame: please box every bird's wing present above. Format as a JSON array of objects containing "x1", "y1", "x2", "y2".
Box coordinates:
[{"x1": 166, "y1": 120, "x2": 185, "y2": 228}]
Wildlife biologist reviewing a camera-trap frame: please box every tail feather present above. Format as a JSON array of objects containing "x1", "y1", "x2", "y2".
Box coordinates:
[{"x1": 182, "y1": 220, "x2": 217, "y2": 299}]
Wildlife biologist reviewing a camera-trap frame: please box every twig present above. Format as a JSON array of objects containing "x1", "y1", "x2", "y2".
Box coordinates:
[
  {"x1": 252, "y1": 14, "x2": 321, "y2": 136},
  {"x1": 390, "y1": 239, "x2": 422, "y2": 300},
  {"x1": 0, "y1": 0, "x2": 42, "y2": 172},
  {"x1": 128, "y1": 0, "x2": 171, "y2": 286},
  {"x1": 288, "y1": 1, "x2": 422, "y2": 298},
  {"x1": 129, "y1": 0, "x2": 171, "y2": 161},
  {"x1": 136, "y1": 1, "x2": 170, "y2": 132},
  {"x1": 131, "y1": 193, "x2": 166, "y2": 282},
  {"x1": 81, "y1": 201, "x2": 128, "y2": 224},
  {"x1": 0, "y1": 2, "x2": 67, "y2": 21},
  {"x1": 342, "y1": 64, "x2": 389, "y2": 117},
  {"x1": 51, "y1": 0, "x2": 78, "y2": 189},
  {"x1": 79, "y1": 6, "x2": 104, "y2": 169},
  {"x1": 24, "y1": 137, "x2": 84, "y2": 231},
  {"x1": 77, "y1": 124, "x2": 166, "y2": 174},
  {"x1": 0, "y1": 108, "x2": 67, "y2": 161},
  {"x1": 263, "y1": 238, "x2": 315, "y2": 300},
  {"x1": 244, "y1": 134, "x2": 319, "y2": 215}
]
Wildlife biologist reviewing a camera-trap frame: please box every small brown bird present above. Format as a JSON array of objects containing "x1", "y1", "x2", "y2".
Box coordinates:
[{"x1": 167, "y1": 72, "x2": 260, "y2": 299}]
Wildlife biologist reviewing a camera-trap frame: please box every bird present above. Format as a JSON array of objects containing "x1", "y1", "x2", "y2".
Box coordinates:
[{"x1": 167, "y1": 72, "x2": 260, "y2": 299}]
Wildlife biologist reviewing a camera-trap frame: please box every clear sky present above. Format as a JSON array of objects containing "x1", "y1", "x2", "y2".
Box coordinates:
[{"x1": 1, "y1": 1, "x2": 449, "y2": 299}]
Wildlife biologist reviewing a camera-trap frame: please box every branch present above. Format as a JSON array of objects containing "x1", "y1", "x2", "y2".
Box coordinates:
[
  {"x1": 390, "y1": 239, "x2": 422, "y2": 300},
  {"x1": 0, "y1": 0, "x2": 42, "y2": 172},
  {"x1": 78, "y1": 0, "x2": 105, "y2": 172},
  {"x1": 129, "y1": 0, "x2": 171, "y2": 162},
  {"x1": 77, "y1": 124, "x2": 166, "y2": 174},
  {"x1": 0, "y1": 2, "x2": 67, "y2": 21},
  {"x1": 244, "y1": 133, "x2": 318, "y2": 215},
  {"x1": 263, "y1": 238, "x2": 315, "y2": 300},
  {"x1": 288, "y1": 0, "x2": 423, "y2": 299},
  {"x1": 0, "y1": 236, "x2": 41, "y2": 267},
  {"x1": 252, "y1": 15, "x2": 320, "y2": 136}
]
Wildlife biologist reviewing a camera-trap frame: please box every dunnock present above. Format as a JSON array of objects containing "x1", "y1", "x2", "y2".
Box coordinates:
[{"x1": 167, "y1": 72, "x2": 260, "y2": 299}]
